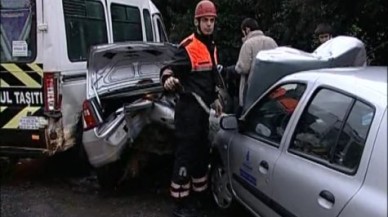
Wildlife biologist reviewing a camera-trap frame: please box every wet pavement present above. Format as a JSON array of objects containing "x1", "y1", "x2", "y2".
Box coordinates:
[{"x1": 0, "y1": 155, "x2": 252, "y2": 217}]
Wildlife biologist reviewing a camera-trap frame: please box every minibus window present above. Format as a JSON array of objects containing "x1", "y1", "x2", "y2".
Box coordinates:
[
  {"x1": 63, "y1": 0, "x2": 108, "y2": 62},
  {"x1": 111, "y1": 4, "x2": 142, "y2": 42},
  {"x1": 143, "y1": 9, "x2": 153, "y2": 42},
  {"x1": 0, "y1": 0, "x2": 37, "y2": 63}
]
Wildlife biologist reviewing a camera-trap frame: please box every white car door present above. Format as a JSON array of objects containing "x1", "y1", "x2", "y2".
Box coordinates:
[
  {"x1": 228, "y1": 82, "x2": 307, "y2": 217},
  {"x1": 272, "y1": 87, "x2": 376, "y2": 217}
]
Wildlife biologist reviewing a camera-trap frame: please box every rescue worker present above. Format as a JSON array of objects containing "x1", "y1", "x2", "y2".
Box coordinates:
[
  {"x1": 314, "y1": 23, "x2": 333, "y2": 44},
  {"x1": 160, "y1": 1, "x2": 223, "y2": 217},
  {"x1": 235, "y1": 18, "x2": 278, "y2": 116}
]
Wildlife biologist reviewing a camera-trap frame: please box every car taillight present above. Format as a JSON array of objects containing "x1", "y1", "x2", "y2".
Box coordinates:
[
  {"x1": 43, "y1": 72, "x2": 61, "y2": 114},
  {"x1": 82, "y1": 99, "x2": 102, "y2": 130}
]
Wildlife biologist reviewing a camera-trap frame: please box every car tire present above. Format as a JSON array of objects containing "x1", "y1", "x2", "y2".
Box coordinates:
[{"x1": 210, "y1": 154, "x2": 235, "y2": 210}]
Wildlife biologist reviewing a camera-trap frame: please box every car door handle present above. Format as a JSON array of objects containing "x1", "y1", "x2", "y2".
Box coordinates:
[
  {"x1": 258, "y1": 161, "x2": 269, "y2": 174},
  {"x1": 318, "y1": 190, "x2": 335, "y2": 209}
]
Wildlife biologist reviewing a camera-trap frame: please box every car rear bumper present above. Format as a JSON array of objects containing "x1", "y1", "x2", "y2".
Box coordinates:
[
  {"x1": 82, "y1": 113, "x2": 134, "y2": 168},
  {"x1": 82, "y1": 125, "x2": 127, "y2": 168},
  {"x1": 82, "y1": 103, "x2": 156, "y2": 168}
]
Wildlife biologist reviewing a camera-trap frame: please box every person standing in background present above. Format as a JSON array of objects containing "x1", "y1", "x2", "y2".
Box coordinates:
[
  {"x1": 314, "y1": 23, "x2": 333, "y2": 44},
  {"x1": 235, "y1": 18, "x2": 278, "y2": 115}
]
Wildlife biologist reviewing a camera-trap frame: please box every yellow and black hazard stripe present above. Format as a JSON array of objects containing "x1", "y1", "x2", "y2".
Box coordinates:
[
  {"x1": 0, "y1": 63, "x2": 43, "y2": 88},
  {"x1": 0, "y1": 63, "x2": 44, "y2": 129}
]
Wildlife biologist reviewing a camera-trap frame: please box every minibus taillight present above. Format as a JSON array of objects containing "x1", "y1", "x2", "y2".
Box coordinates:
[{"x1": 43, "y1": 72, "x2": 61, "y2": 114}]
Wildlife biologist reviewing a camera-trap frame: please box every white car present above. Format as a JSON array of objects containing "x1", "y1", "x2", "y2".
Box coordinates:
[
  {"x1": 210, "y1": 36, "x2": 386, "y2": 217},
  {"x1": 211, "y1": 66, "x2": 387, "y2": 217}
]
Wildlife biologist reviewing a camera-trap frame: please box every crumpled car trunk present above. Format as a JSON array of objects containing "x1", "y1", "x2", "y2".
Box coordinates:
[
  {"x1": 83, "y1": 42, "x2": 222, "y2": 169},
  {"x1": 82, "y1": 42, "x2": 181, "y2": 169},
  {"x1": 86, "y1": 42, "x2": 177, "y2": 98},
  {"x1": 82, "y1": 42, "x2": 224, "y2": 185},
  {"x1": 86, "y1": 42, "x2": 179, "y2": 122}
]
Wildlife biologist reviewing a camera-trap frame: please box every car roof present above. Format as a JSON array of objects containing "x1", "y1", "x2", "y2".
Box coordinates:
[
  {"x1": 282, "y1": 66, "x2": 388, "y2": 110},
  {"x1": 284, "y1": 66, "x2": 387, "y2": 106}
]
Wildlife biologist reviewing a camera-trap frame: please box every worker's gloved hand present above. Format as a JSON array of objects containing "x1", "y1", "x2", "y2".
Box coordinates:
[
  {"x1": 164, "y1": 76, "x2": 181, "y2": 91},
  {"x1": 213, "y1": 98, "x2": 223, "y2": 117}
]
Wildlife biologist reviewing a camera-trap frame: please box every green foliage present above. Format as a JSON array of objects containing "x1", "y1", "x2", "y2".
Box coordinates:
[{"x1": 153, "y1": 0, "x2": 388, "y2": 65}]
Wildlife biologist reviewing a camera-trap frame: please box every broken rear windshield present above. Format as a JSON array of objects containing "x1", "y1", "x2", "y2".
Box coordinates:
[{"x1": 0, "y1": 0, "x2": 37, "y2": 63}]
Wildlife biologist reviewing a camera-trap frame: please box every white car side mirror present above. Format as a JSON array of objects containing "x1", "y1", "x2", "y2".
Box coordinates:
[{"x1": 220, "y1": 115, "x2": 238, "y2": 130}]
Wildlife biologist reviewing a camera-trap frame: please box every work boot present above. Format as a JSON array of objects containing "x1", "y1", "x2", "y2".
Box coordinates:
[{"x1": 172, "y1": 198, "x2": 200, "y2": 217}]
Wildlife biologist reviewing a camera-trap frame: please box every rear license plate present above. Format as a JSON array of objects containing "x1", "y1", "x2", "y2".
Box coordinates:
[{"x1": 19, "y1": 116, "x2": 40, "y2": 130}]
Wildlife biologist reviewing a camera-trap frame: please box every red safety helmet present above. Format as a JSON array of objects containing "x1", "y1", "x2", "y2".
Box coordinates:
[{"x1": 195, "y1": 0, "x2": 217, "y2": 19}]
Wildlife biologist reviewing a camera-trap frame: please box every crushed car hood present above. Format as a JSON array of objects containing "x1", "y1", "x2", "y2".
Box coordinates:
[
  {"x1": 244, "y1": 35, "x2": 366, "y2": 110},
  {"x1": 87, "y1": 42, "x2": 178, "y2": 98}
]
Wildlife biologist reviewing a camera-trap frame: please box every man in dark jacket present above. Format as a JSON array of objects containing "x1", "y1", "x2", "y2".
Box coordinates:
[
  {"x1": 160, "y1": 1, "x2": 223, "y2": 217},
  {"x1": 314, "y1": 23, "x2": 333, "y2": 44}
]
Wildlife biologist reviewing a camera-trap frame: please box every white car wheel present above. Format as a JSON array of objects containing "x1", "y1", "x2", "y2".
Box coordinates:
[{"x1": 211, "y1": 161, "x2": 233, "y2": 209}]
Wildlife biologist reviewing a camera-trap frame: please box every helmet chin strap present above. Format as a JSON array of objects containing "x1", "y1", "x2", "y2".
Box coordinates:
[
  {"x1": 194, "y1": 19, "x2": 203, "y2": 35},
  {"x1": 197, "y1": 27, "x2": 204, "y2": 35}
]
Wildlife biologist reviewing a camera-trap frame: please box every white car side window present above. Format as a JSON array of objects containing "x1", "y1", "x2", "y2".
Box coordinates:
[
  {"x1": 243, "y1": 83, "x2": 306, "y2": 145},
  {"x1": 290, "y1": 88, "x2": 375, "y2": 173}
]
